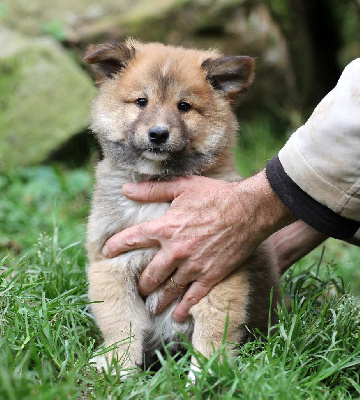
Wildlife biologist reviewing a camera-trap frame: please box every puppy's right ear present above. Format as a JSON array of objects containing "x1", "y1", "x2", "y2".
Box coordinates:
[{"x1": 83, "y1": 42, "x2": 136, "y2": 86}]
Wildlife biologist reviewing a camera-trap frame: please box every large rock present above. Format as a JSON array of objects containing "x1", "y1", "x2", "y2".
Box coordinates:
[
  {"x1": 0, "y1": 28, "x2": 95, "y2": 170},
  {"x1": 0, "y1": 1, "x2": 293, "y2": 120},
  {"x1": 2, "y1": 0, "x2": 357, "y2": 152}
]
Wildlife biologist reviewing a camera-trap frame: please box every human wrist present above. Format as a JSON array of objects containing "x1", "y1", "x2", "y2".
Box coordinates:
[{"x1": 235, "y1": 169, "x2": 298, "y2": 241}]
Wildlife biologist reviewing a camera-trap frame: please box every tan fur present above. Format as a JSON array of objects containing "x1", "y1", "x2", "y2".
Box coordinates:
[{"x1": 84, "y1": 39, "x2": 281, "y2": 374}]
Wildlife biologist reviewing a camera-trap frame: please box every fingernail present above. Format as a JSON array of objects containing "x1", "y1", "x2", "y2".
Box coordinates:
[
  {"x1": 123, "y1": 183, "x2": 136, "y2": 195},
  {"x1": 102, "y1": 244, "x2": 109, "y2": 257}
]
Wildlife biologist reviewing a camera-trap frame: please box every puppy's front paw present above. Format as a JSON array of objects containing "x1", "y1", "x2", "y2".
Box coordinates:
[
  {"x1": 90, "y1": 354, "x2": 111, "y2": 372},
  {"x1": 90, "y1": 354, "x2": 139, "y2": 379},
  {"x1": 187, "y1": 364, "x2": 201, "y2": 386}
]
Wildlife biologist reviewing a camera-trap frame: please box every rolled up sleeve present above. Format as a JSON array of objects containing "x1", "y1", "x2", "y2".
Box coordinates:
[{"x1": 266, "y1": 59, "x2": 360, "y2": 239}]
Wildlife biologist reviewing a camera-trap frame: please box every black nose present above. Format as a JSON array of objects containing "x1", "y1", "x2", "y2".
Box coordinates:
[{"x1": 148, "y1": 126, "x2": 169, "y2": 145}]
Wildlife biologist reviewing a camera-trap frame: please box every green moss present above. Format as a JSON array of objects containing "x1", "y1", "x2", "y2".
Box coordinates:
[
  {"x1": 0, "y1": 37, "x2": 95, "y2": 170},
  {"x1": 0, "y1": 58, "x2": 21, "y2": 137}
]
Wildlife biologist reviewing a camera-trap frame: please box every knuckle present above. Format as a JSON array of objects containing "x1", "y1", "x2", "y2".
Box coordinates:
[
  {"x1": 187, "y1": 263, "x2": 202, "y2": 277},
  {"x1": 171, "y1": 242, "x2": 191, "y2": 260},
  {"x1": 185, "y1": 294, "x2": 200, "y2": 307},
  {"x1": 158, "y1": 221, "x2": 175, "y2": 239},
  {"x1": 124, "y1": 231, "x2": 139, "y2": 247},
  {"x1": 172, "y1": 245, "x2": 186, "y2": 260},
  {"x1": 146, "y1": 181, "x2": 158, "y2": 200}
]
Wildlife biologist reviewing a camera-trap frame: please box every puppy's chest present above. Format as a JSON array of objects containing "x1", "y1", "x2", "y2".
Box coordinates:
[
  {"x1": 108, "y1": 190, "x2": 169, "y2": 230},
  {"x1": 88, "y1": 186, "x2": 170, "y2": 281},
  {"x1": 91, "y1": 185, "x2": 169, "y2": 244}
]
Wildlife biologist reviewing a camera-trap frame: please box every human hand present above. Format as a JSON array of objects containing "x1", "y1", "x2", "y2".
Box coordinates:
[{"x1": 102, "y1": 170, "x2": 296, "y2": 322}]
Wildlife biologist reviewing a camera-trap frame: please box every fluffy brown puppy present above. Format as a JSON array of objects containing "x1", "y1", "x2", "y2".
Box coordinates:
[{"x1": 84, "y1": 39, "x2": 281, "y2": 376}]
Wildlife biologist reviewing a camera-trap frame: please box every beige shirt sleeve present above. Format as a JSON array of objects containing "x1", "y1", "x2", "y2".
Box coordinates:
[{"x1": 278, "y1": 59, "x2": 360, "y2": 222}]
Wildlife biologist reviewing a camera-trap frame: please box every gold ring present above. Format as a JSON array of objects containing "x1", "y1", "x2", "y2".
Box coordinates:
[{"x1": 170, "y1": 277, "x2": 186, "y2": 291}]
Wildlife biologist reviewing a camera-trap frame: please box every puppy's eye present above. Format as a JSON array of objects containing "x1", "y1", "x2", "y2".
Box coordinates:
[
  {"x1": 178, "y1": 101, "x2": 191, "y2": 112},
  {"x1": 135, "y1": 98, "x2": 148, "y2": 108}
]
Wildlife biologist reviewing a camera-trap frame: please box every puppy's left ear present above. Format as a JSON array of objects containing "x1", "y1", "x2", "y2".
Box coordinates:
[
  {"x1": 202, "y1": 56, "x2": 255, "y2": 100},
  {"x1": 83, "y1": 41, "x2": 136, "y2": 86}
]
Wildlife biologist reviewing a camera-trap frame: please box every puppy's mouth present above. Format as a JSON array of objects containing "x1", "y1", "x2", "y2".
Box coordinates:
[
  {"x1": 134, "y1": 141, "x2": 189, "y2": 162},
  {"x1": 130, "y1": 134, "x2": 189, "y2": 163},
  {"x1": 142, "y1": 148, "x2": 170, "y2": 161}
]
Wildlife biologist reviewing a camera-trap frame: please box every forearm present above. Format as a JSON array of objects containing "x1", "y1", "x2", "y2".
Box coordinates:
[{"x1": 270, "y1": 221, "x2": 328, "y2": 274}]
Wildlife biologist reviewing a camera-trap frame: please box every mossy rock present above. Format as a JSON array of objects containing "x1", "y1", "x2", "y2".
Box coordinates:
[{"x1": 0, "y1": 28, "x2": 95, "y2": 170}]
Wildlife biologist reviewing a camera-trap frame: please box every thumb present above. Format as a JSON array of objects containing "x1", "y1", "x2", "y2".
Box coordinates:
[{"x1": 122, "y1": 177, "x2": 194, "y2": 202}]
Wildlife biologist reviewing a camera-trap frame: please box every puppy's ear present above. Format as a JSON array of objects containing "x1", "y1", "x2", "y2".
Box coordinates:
[
  {"x1": 202, "y1": 56, "x2": 255, "y2": 100},
  {"x1": 83, "y1": 41, "x2": 136, "y2": 85}
]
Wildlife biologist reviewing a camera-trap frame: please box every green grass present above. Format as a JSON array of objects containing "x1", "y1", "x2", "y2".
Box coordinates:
[
  {"x1": 0, "y1": 236, "x2": 359, "y2": 399},
  {"x1": 0, "y1": 139, "x2": 359, "y2": 398},
  {"x1": 233, "y1": 118, "x2": 287, "y2": 177}
]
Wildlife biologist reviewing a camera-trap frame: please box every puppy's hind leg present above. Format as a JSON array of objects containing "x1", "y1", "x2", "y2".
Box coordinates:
[
  {"x1": 188, "y1": 270, "x2": 250, "y2": 380},
  {"x1": 88, "y1": 259, "x2": 151, "y2": 376}
]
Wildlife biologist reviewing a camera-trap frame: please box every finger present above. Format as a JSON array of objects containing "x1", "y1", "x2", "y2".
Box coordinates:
[
  {"x1": 122, "y1": 176, "x2": 195, "y2": 202},
  {"x1": 172, "y1": 281, "x2": 212, "y2": 323},
  {"x1": 138, "y1": 250, "x2": 178, "y2": 296},
  {"x1": 155, "y1": 274, "x2": 189, "y2": 314},
  {"x1": 103, "y1": 221, "x2": 159, "y2": 257}
]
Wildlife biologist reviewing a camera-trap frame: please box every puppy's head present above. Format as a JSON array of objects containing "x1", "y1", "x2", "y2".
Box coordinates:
[{"x1": 84, "y1": 39, "x2": 254, "y2": 177}]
